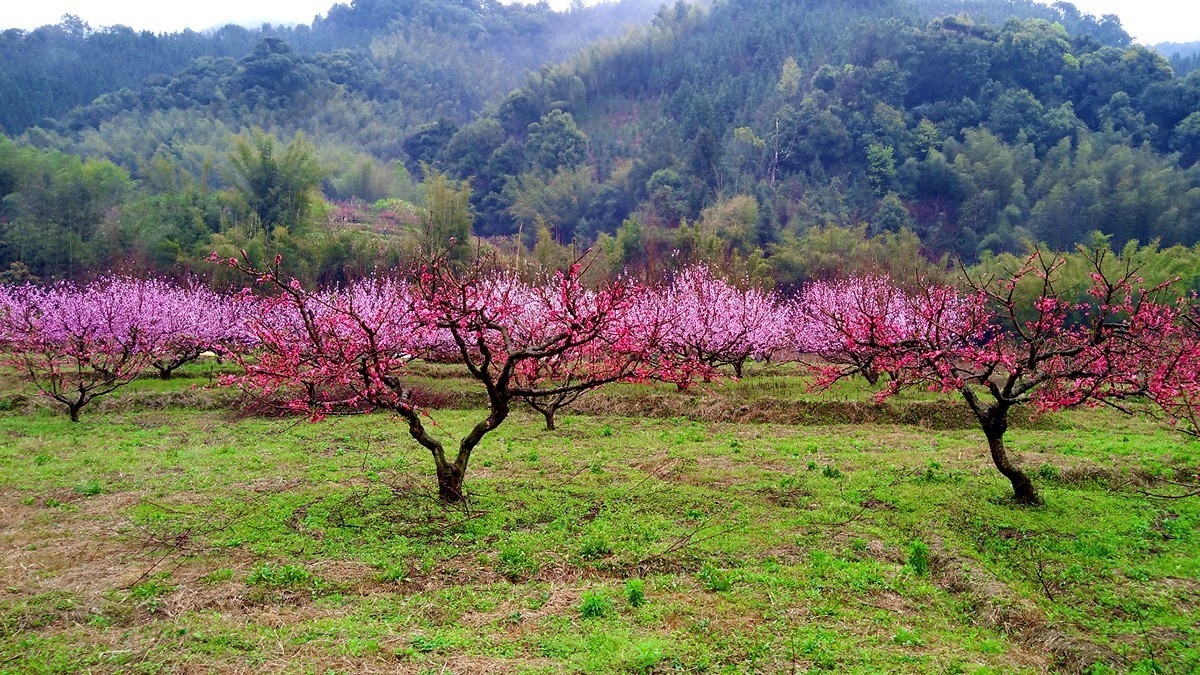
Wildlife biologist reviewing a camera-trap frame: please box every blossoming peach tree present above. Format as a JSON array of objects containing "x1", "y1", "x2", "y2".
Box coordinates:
[
  {"x1": 789, "y1": 274, "x2": 920, "y2": 385},
  {"x1": 648, "y1": 265, "x2": 789, "y2": 383},
  {"x1": 222, "y1": 252, "x2": 691, "y2": 502},
  {"x1": 0, "y1": 277, "x2": 251, "y2": 420},
  {"x1": 804, "y1": 249, "x2": 1193, "y2": 505}
]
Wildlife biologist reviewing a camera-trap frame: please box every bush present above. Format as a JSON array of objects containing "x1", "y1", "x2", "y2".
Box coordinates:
[
  {"x1": 907, "y1": 541, "x2": 930, "y2": 576},
  {"x1": 498, "y1": 545, "x2": 539, "y2": 579},
  {"x1": 626, "y1": 638, "x2": 666, "y2": 672},
  {"x1": 625, "y1": 578, "x2": 646, "y2": 607},
  {"x1": 698, "y1": 564, "x2": 732, "y2": 592},
  {"x1": 580, "y1": 535, "x2": 613, "y2": 559},
  {"x1": 579, "y1": 589, "x2": 612, "y2": 618}
]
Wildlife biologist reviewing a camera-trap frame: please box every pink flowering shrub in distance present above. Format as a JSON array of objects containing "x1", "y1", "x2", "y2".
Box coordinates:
[
  {"x1": 0, "y1": 283, "x2": 19, "y2": 348},
  {"x1": 790, "y1": 275, "x2": 925, "y2": 385},
  {"x1": 139, "y1": 279, "x2": 251, "y2": 379},
  {"x1": 1, "y1": 276, "x2": 254, "y2": 419}
]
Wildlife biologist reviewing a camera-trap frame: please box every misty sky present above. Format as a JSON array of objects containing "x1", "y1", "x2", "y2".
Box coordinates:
[
  {"x1": 1, "y1": 0, "x2": 1197, "y2": 45},
  {"x1": 1034, "y1": 0, "x2": 1200, "y2": 45}
]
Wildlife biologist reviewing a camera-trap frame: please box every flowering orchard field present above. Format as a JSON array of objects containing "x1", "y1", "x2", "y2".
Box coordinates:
[
  {"x1": 1, "y1": 251, "x2": 1199, "y2": 672},
  {"x1": 2, "y1": 250, "x2": 1199, "y2": 504}
]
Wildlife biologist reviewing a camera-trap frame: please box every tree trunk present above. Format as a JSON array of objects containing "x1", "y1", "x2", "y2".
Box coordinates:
[
  {"x1": 526, "y1": 399, "x2": 556, "y2": 431},
  {"x1": 862, "y1": 368, "x2": 880, "y2": 386},
  {"x1": 973, "y1": 399, "x2": 1039, "y2": 505},
  {"x1": 984, "y1": 429, "x2": 1039, "y2": 505},
  {"x1": 68, "y1": 405, "x2": 81, "y2": 423},
  {"x1": 157, "y1": 367, "x2": 173, "y2": 380},
  {"x1": 732, "y1": 359, "x2": 745, "y2": 379},
  {"x1": 439, "y1": 404, "x2": 509, "y2": 503},
  {"x1": 436, "y1": 462, "x2": 465, "y2": 503},
  {"x1": 398, "y1": 405, "x2": 468, "y2": 504},
  {"x1": 960, "y1": 389, "x2": 1040, "y2": 505}
]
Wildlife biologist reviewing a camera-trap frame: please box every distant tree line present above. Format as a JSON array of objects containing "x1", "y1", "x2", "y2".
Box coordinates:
[{"x1": 0, "y1": 0, "x2": 660, "y2": 135}]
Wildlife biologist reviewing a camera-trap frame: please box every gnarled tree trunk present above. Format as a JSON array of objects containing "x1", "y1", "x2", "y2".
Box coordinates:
[
  {"x1": 984, "y1": 427, "x2": 1039, "y2": 505},
  {"x1": 525, "y1": 399, "x2": 557, "y2": 431},
  {"x1": 963, "y1": 389, "x2": 1040, "y2": 505},
  {"x1": 404, "y1": 400, "x2": 510, "y2": 504},
  {"x1": 435, "y1": 462, "x2": 466, "y2": 503}
]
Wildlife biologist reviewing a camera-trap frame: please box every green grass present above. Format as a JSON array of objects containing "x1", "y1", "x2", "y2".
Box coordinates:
[{"x1": 0, "y1": 376, "x2": 1197, "y2": 672}]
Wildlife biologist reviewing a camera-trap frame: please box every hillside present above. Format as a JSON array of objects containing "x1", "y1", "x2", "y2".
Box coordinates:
[
  {"x1": 913, "y1": 0, "x2": 1129, "y2": 46},
  {"x1": 0, "y1": 0, "x2": 659, "y2": 136},
  {"x1": 1152, "y1": 41, "x2": 1200, "y2": 58},
  {"x1": 2, "y1": 0, "x2": 1200, "y2": 285},
  {"x1": 1154, "y1": 41, "x2": 1200, "y2": 77},
  {"x1": 424, "y1": 0, "x2": 1200, "y2": 267}
]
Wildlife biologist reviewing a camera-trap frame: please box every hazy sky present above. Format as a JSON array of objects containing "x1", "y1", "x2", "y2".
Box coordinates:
[
  {"x1": 1036, "y1": 0, "x2": 1200, "y2": 45},
  {"x1": 2, "y1": 0, "x2": 343, "y2": 34},
  {"x1": 1, "y1": 0, "x2": 1197, "y2": 45}
]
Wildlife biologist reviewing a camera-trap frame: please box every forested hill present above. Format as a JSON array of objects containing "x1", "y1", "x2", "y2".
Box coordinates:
[
  {"x1": 0, "y1": 0, "x2": 659, "y2": 136},
  {"x1": 416, "y1": 0, "x2": 1200, "y2": 265},
  {"x1": 0, "y1": 18, "x2": 262, "y2": 136},
  {"x1": 2, "y1": 0, "x2": 1200, "y2": 286},
  {"x1": 912, "y1": 0, "x2": 1129, "y2": 46},
  {"x1": 1153, "y1": 42, "x2": 1200, "y2": 77}
]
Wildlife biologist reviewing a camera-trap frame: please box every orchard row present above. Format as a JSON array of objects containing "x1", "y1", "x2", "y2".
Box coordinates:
[{"x1": 2, "y1": 250, "x2": 1198, "y2": 503}]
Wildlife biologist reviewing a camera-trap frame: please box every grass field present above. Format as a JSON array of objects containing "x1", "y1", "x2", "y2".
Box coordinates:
[{"x1": 0, "y1": 368, "x2": 1197, "y2": 673}]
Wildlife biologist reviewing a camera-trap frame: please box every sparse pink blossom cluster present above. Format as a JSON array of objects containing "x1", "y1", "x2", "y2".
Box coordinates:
[{"x1": 1115, "y1": 297, "x2": 1200, "y2": 438}]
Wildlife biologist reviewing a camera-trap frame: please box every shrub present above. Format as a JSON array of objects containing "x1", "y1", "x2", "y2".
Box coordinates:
[
  {"x1": 908, "y1": 541, "x2": 930, "y2": 576},
  {"x1": 698, "y1": 564, "x2": 732, "y2": 592},
  {"x1": 498, "y1": 545, "x2": 539, "y2": 579},
  {"x1": 626, "y1": 638, "x2": 666, "y2": 672},
  {"x1": 580, "y1": 536, "x2": 613, "y2": 559},
  {"x1": 74, "y1": 480, "x2": 104, "y2": 496},
  {"x1": 625, "y1": 579, "x2": 646, "y2": 607},
  {"x1": 247, "y1": 563, "x2": 312, "y2": 589},
  {"x1": 579, "y1": 589, "x2": 611, "y2": 618}
]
